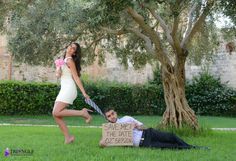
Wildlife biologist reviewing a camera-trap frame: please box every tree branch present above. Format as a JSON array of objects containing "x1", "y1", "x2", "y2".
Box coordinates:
[
  {"x1": 127, "y1": 28, "x2": 155, "y2": 55},
  {"x1": 86, "y1": 35, "x2": 106, "y2": 49},
  {"x1": 181, "y1": 0, "x2": 214, "y2": 48},
  {"x1": 171, "y1": 16, "x2": 182, "y2": 54},
  {"x1": 101, "y1": 26, "x2": 156, "y2": 55},
  {"x1": 183, "y1": 3, "x2": 197, "y2": 39},
  {"x1": 100, "y1": 27, "x2": 128, "y2": 35},
  {"x1": 126, "y1": 7, "x2": 172, "y2": 67},
  {"x1": 147, "y1": 7, "x2": 174, "y2": 47},
  {"x1": 172, "y1": 16, "x2": 179, "y2": 40},
  {"x1": 170, "y1": 0, "x2": 187, "y2": 55}
]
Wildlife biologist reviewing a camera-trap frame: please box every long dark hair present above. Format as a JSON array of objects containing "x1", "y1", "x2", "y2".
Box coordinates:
[{"x1": 64, "y1": 42, "x2": 82, "y2": 77}]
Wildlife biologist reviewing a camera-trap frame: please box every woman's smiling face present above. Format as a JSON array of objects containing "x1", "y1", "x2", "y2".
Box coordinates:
[{"x1": 67, "y1": 43, "x2": 77, "y2": 55}]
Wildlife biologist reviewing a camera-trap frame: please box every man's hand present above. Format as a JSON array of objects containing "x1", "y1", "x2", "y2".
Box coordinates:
[
  {"x1": 99, "y1": 139, "x2": 107, "y2": 148},
  {"x1": 132, "y1": 123, "x2": 145, "y2": 130}
]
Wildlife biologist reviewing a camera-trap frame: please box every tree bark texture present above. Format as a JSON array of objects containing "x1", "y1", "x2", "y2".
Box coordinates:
[{"x1": 160, "y1": 63, "x2": 199, "y2": 129}]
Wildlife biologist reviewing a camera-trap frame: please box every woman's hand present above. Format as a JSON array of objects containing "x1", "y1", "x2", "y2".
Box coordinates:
[
  {"x1": 55, "y1": 68, "x2": 62, "y2": 78},
  {"x1": 83, "y1": 92, "x2": 90, "y2": 100}
]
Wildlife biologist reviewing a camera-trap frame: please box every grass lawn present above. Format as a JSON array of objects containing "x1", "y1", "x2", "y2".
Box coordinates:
[
  {"x1": 0, "y1": 126, "x2": 235, "y2": 161},
  {"x1": 0, "y1": 115, "x2": 236, "y2": 128}
]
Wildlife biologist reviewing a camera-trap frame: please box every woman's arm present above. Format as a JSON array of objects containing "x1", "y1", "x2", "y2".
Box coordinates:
[
  {"x1": 55, "y1": 67, "x2": 62, "y2": 78},
  {"x1": 66, "y1": 59, "x2": 89, "y2": 99}
]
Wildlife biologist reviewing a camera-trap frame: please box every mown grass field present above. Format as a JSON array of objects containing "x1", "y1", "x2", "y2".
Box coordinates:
[
  {"x1": 0, "y1": 126, "x2": 235, "y2": 161},
  {"x1": 0, "y1": 115, "x2": 236, "y2": 160}
]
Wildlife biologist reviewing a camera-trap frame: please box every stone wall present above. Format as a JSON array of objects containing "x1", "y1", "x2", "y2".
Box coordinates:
[
  {"x1": 185, "y1": 41, "x2": 236, "y2": 89},
  {"x1": 84, "y1": 53, "x2": 153, "y2": 84},
  {"x1": 11, "y1": 63, "x2": 57, "y2": 82},
  {"x1": 1, "y1": 52, "x2": 153, "y2": 84},
  {"x1": 186, "y1": 51, "x2": 236, "y2": 88},
  {"x1": 0, "y1": 35, "x2": 11, "y2": 80}
]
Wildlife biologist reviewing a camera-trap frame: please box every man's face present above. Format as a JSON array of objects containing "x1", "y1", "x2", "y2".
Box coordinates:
[{"x1": 105, "y1": 110, "x2": 117, "y2": 123}]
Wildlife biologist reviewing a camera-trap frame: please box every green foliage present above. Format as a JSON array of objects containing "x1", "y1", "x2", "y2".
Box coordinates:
[
  {"x1": 1, "y1": 73, "x2": 236, "y2": 116},
  {"x1": 221, "y1": 27, "x2": 236, "y2": 42},
  {"x1": 0, "y1": 0, "x2": 31, "y2": 33},
  {"x1": 84, "y1": 81, "x2": 165, "y2": 115},
  {"x1": 1, "y1": 0, "x2": 220, "y2": 67},
  {"x1": 188, "y1": 21, "x2": 219, "y2": 65},
  {"x1": 84, "y1": 0, "x2": 220, "y2": 68},
  {"x1": 0, "y1": 80, "x2": 58, "y2": 115},
  {"x1": 108, "y1": 34, "x2": 155, "y2": 69},
  {"x1": 149, "y1": 65, "x2": 162, "y2": 85},
  {"x1": 186, "y1": 72, "x2": 236, "y2": 116},
  {"x1": 2, "y1": 0, "x2": 85, "y2": 65},
  {"x1": 0, "y1": 80, "x2": 165, "y2": 115},
  {"x1": 215, "y1": 0, "x2": 236, "y2": 42},
  {"x1": 86, "y1": 0, "x2": 140, "y2": 27},
  {"x1": 218, "y1": 0, "x2": 236, "y2": 25}
]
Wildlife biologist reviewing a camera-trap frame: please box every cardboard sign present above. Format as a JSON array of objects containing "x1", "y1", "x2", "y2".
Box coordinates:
[{"x1": 102, "y1": 123, "x2": 133, "y2": 146}]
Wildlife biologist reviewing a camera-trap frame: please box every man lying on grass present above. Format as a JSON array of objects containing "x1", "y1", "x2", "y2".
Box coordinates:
[{"x1": 100, "y1": 108, "x2": 208, "y2": 149}]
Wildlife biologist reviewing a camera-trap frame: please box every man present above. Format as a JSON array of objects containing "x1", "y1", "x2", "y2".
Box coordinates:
[{"x1": 100, "y1": 108, "x2": 207, "y2": 149}]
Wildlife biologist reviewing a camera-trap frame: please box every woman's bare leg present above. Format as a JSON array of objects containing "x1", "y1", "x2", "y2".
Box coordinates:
[
  {"x1": 52, "y1": 102, "x2": 74, "y2": 144},
  {"x1": 54, "y1": 116, "x2": 74, "y2": 144},
  {"x1": 57, "y1": 108, "x2": 92, "y2": 123},
  {"x1": 53, "y1": 102, "x2": 92, "y2": 123},
  {"x1": 52, "y1": 101, "x2": 92, "y2": 144}
]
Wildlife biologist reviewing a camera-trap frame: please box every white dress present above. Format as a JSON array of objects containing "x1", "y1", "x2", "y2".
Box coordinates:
[{"x1": 55, "y1": 57, "x2": 77, "y2": 104}]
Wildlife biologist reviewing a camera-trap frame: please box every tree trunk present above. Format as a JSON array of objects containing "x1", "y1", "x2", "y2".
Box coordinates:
[{"x1": 160, "y1": 64, "x2": 199, "y2": 129}]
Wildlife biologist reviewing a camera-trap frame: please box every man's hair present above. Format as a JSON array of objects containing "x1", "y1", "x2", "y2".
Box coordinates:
[{"x1": 103, "y1": 108, "x2": 115, "y2": 114}]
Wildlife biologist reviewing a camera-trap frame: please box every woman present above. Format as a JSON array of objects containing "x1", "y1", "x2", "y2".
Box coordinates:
[{"x1": 53, "y1": 42, "x2": 92, "y2": 144}]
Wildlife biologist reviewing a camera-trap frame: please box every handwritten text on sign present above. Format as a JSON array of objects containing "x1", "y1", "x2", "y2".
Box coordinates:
[{"x1": 102, "y1": 123, "x2": 133, "y2": 146}]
